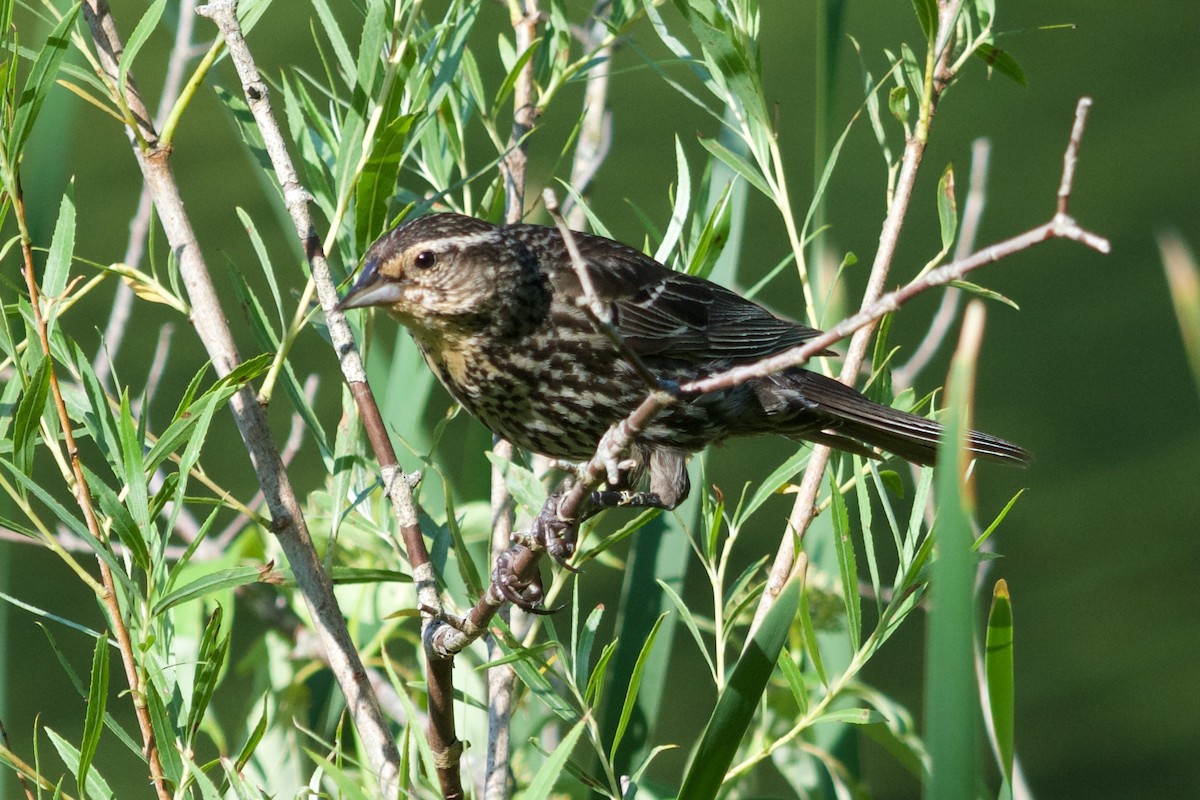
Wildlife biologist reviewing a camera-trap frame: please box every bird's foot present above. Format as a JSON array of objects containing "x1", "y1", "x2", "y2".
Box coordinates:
[
  {"x1": 588, "y1": 489, "x2": 670, "y2": 510},
  {"x1": 530, "y1": 497, "x2": 581, "y2": 570},
  {"x1": 492, "y1": 546, "x2": 562, "y2": 615}
]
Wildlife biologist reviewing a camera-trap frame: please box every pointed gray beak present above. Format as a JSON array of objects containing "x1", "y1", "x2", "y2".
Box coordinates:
[{"x1": 336, "y1": 259, "x2": 404, "y2": 311}]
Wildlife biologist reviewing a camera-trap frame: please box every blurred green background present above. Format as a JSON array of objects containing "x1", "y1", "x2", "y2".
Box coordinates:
[{"x1": 3, "y1": 1, "x2": 1197, "y2": 797}]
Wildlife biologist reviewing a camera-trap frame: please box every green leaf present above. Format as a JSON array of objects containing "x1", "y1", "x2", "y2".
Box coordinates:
[
  {"x1": 734, "y1": 447, "x2": 809, "y2": 525},
  {"x1": 937, "y1": 163, "x2": 958, "y2": 254},
  {"x1": 117, "y1": 391, "x2": 150, "y2": 535},
  {"x1": 78, "y1": 633, "x2": 110, "y2": 796},
  {"x1": 974, "y1": 42, "x2": 1027, "y2": 86},
  {"x1": 986, "y1": 579, "x2": 1015, "y2": 783},
  {"x1": 8, "y1": 3, "x2": 79, "y2": 155},
  {"x1": 828, "y1": 474, "x2": 861, "y2": 649},
  {"x1": 492, "y1": 624, "x2": 578, "y2": 722},
  {"x1": 355, "y1": 113, "x2": 415, "y2": 251},
  {"x1": 572, "y1": 600, "x2": 604, "y2": 690},
  {"x1": 145, "y1": 678, "x2": 183, "y2": 785},
  {"x1": 85, "y1": 465, "x2": 151, "y2": 573},
  {"x1": 44, "y1": 728, "x2": 115, "y2": 800},
  {"x1": 42, "y1": 181, "x2": 76, "y2": 319},
  {"x1": 910, "y1": 0, "x2": 938, "y2": 41},
  {"x1": 925, "y1": 307, "x2": 982, "y2": 800},
  {"x1": 152, "y1": 566, "x2": 270, "y2": 615},
  {"x1": 888, "y1": 85, "x2": 910, "y2": 126},
  {"x1": 13, "y1": 355, "x2": 51, "y2": 479},
  {"x1": 608, "y1": 613, "x2": 666, "y2": 762},
  {"x1": 678, "y1": 577, "x2": 801, "y2": 799},
  {"x1": 657, "y1": 579, "x2": 716, "y2": 681},
  {"x1": 975, "y1": 488, "x2": 1026, "y2": 549},
  {"x1": 186, "y1": 608, "x2": 228, "y2": 744},
  {"x1": 949, "y1": 279, "x2": 1019, "y2": 310},
  {"x1": 697, "y1": 135, "x2": 773, "y2": 198},
  {"x1": 309, "y1": 0, "x2": 355, "y2": 79},
  {"x1": 484, "y1": 450, "x2": 547, "y2": 513},
  {"x1": 234, "y1": 695, "x2": 269, "y2": 772},
  {"x1": 117, "y1": 0, "x2": 169, "y2": 103},
  {"x1": 524, "y1": 718, "x2": 587, "y2": 800}
]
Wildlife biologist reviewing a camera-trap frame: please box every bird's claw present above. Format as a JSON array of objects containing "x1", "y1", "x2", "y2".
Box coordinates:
[
  {"x1": 492, "y1": 547, "x2": 562, "y2": 614},
  {"x1": 588, "y1": 489, "x2": 669, "y2": 510},
  {"x1": 531, "y1": 504, "x2": 580, "y2": 571}
]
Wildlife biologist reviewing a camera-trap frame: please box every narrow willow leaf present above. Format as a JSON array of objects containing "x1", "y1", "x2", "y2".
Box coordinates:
[
  {"x1": 657, "y1": 579, "x2": 716, "y2": 680},
  {"x1": 355, "y1": 113, "x2": 415, "y2": 251},
  {"x1": 524, "y1": 718, "x2": 587, "y2": 800},
  {"x1": 186, "y1": 608, "x2": 228, "y2": 745},
  {"x1": 777, "y1": 650, "x2": 808, "y2": 715},
  {"x1": 678, "y1": 578, "x2": 801, "y2": 799},
  {"x1": 117, "y1": 0, "x2": 168, "y2": 101},
  {"x1": 152, "y1": 566, "x2": 269, "y2": 614},
  {"x1": 986, "y1": 579, "x2": 1015, "y2": 783},
  {"x1": 735, "y1": 447, "x2": 809, "y2": 525},
  {"x1": 653, "y1": 136, "x2": 691, "y2": 264},
  {"x1": 77, "y1": 634, "x2": 110, "y2": 795},
  {"x1": 975, "y1": 488, "x2": 1026, "y2": 549},
  {"x1": 974, "y1": 42, "x2": 1027, "y2": 86},
  {"x1": 117, "y1": 392, "x2": 150, "y2": 534},
  {"x1": 484, "y1": 450, "x2": 547, "y2": 513},
  {"x1": 924, "y1": 304, "x2": 983, "y2": 800},
  {"x1": 235, "y1": 696, "x2": 270, "y2": 772},
  {"x1": 910, "y1": 0, "x2": 937, "y2": 41},
  {"x1": 608, "y1": 613, "x2": 667, "y2": 762},
  {"x1": 937, "y1": 163, "x2": 958, "y2": 254},
  {"x1": 585, "y1": 639, "x2": 618, "y2": 706},
  {"x1": 697, "y1": 135, "x2": 773, "y2": 198},
  {"x1": 492, "y1": 623, "x2": 577, "y2": 721},
  {"x1": 8, "y1": 4, "x2": 79, "y2": 154},
  {"x1": 828, "y1": 474, "x2": 862, "y2": 649},
  {"x1": 948, "y1": 279, "x2": 1020, "y2": 310},
  {"x1": 43, "y1": 182, "x2": 75, "y2": 315},
  {"x1": 85, "y1": 465, "x2": 151, "y2": 573},
  {"x1": 44, "y1": 728, "x2": 115, "y2": 800},
  {"x1": 13, "y1": 355, "x2": 51, "y2": 479},
  {"x1": 145, "y1": 679, "x2": 183, "y2": 785},
  {"x1": 573, "y1": 602, "x2": 604, "y2": 690}
]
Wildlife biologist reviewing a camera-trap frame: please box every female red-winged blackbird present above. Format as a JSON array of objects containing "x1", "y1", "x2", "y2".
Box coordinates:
[{"x1": 339, "y1": 213, "x2": 1029, "y2": 511}]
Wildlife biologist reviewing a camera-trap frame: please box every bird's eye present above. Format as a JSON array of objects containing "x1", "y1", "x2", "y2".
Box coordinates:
[{"x1": 413, "y1": 250, "x2": 437, "y2": 270}]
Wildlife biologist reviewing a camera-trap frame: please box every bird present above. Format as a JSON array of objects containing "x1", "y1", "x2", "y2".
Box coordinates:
[{"x1": 338, "y1": 212, "x2": 1029, "y2": 520}]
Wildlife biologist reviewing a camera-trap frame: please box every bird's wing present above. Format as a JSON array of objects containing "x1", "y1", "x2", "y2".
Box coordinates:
[{"x1": 514, "y1": 224, "x2": 828, "y2": 363}]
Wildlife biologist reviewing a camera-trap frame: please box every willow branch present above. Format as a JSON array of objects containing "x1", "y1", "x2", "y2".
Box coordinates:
[{"x1": 84, "y1": 0, "x2": 402, "y2": 795}]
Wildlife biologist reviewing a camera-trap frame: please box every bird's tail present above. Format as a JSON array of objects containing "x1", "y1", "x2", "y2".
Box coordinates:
[{"x1": 772, "y1": 370, "x2": 1031, "y2": 467}]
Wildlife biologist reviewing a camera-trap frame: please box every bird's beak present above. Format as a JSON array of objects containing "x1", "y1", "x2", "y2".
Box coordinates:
[{"x1": 336, "y1": 259, "x2": 404, "y2": 311}]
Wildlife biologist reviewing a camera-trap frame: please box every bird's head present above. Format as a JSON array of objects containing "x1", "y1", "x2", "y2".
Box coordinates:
[{"x1": 338, "y1": 212, "x2": 530, "y2": 331}]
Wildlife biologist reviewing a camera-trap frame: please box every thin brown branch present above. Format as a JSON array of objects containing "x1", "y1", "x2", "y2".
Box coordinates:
[
  {"x1": 894, "y1": 138, "x2": 991, "y2": 388},
  {"x1": 84, "y1": 0, "x2": 404, "y2": 795},
  {"x1": 15, "y1": 182, "x2": 171, "y2": 799}
]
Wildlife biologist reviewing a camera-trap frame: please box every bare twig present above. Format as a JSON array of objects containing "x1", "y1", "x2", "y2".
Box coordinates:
[
  {"x1": 564, "y1": 0, "x2": 616, "y2": 229},
  {"x1": 83, "y1": 0, "x2": 404, "y2": 795},
  {"x1": 93, "y1": 0, "x2": 199, "y2": 387},
  {"x1": 894, "y1": 138, "x2": 991, "y2": 388}
]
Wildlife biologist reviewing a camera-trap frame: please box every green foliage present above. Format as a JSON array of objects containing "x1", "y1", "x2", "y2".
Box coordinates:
[{"x1": 0, "y1": 0, "x2": 1043, "y2": 797}]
